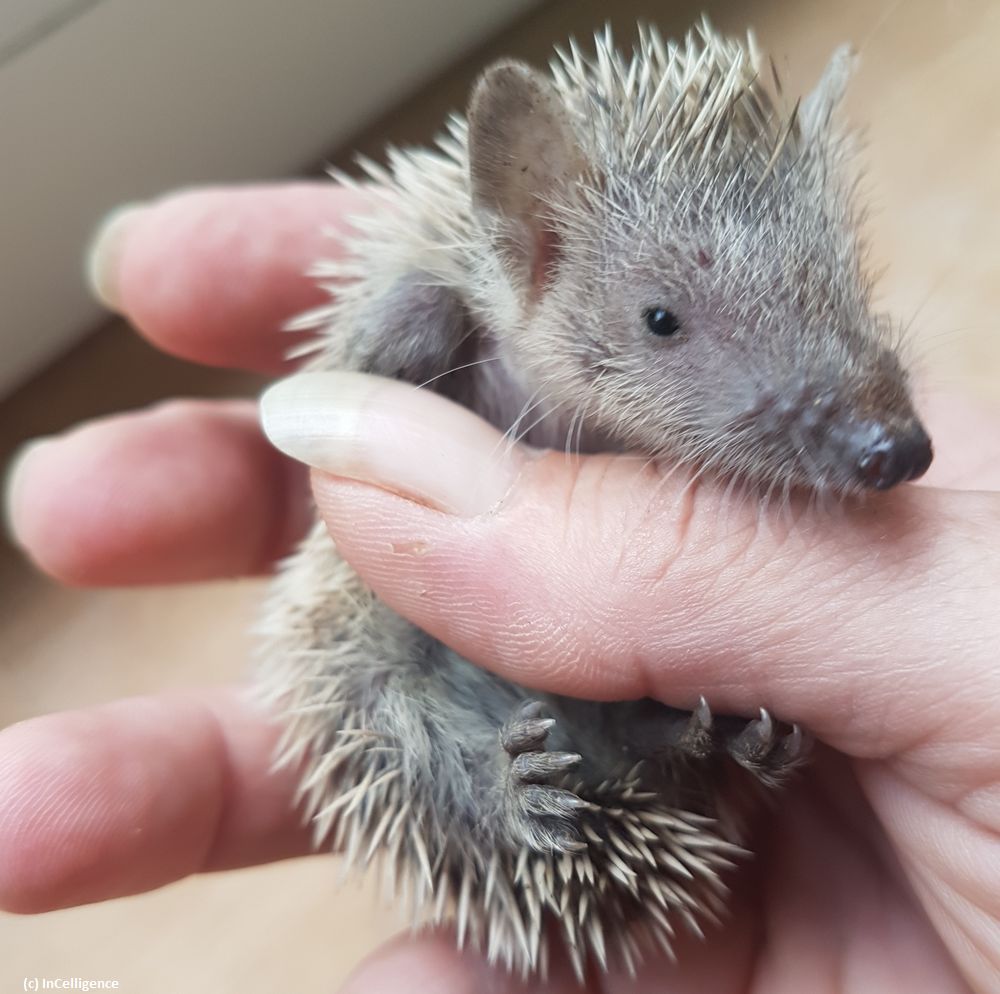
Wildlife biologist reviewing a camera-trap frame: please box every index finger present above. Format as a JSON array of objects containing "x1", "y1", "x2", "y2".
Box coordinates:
[{"x1": 88, "y1": 183, "x2": 371, "y2": 373}]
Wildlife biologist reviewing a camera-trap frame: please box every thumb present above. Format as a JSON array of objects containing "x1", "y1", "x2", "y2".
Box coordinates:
[{"x1": 260, "y1": 371, "x2": 999, "y2": 760}]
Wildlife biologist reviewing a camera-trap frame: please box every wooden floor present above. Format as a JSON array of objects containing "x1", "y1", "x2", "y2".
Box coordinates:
[{"x1": 1, "y1": 0, "x2": 998, "y2": 989}]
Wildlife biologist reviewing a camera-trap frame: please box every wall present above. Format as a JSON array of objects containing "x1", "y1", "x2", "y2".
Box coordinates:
[{"x1": 0, "y1": 0, "x2": 538, "y2": 396}]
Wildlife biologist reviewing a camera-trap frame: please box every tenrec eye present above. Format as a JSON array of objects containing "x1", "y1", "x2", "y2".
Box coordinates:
[{"x1": 644, "y1": 307, "x2": 681, "y2": 337}]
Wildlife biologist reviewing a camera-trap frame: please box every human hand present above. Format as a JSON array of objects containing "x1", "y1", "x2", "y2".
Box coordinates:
[{"x1": 4, "y1": 185, "x2": 1000, "y2": 993}]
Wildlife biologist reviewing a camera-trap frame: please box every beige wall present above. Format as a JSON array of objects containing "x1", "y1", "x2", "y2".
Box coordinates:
[{"x1": 0, "y1": 0, "x2": 539, "y2": 397}]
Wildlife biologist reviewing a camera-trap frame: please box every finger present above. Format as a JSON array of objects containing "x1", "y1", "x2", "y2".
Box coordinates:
[
  {"x1": 0, "y1": 688, "x2": 311, "y2": 914},
  {"x1": 5, "y1": 389, "x2": 992, "y2": 591},
  {"x1": 261, "y1": 371, "x2": 1000, "y2": 761},
  {"x1": 5, "y1": 399, "x2": 309, "y2": 585},
  {"x1": 338, "y1": 929, "x2": 589, "y2": 994},
  {"x1": 88, "y1": 183, "x2": 371, "y2": 373}
]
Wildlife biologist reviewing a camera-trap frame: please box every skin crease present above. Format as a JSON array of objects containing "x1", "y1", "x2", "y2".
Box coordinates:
[{"x1": 3, "y1": 185, "x2": 1000, "y2": 992}]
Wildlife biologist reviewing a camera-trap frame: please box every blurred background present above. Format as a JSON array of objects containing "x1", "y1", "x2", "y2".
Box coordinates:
[{"x1": 1, "y1": 0, "x2": 997, "y2": 990}]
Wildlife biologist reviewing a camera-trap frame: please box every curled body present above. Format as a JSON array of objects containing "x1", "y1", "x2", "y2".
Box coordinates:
[{"x1": 256, "y1": 20, "x2": 933, "y2": 979}]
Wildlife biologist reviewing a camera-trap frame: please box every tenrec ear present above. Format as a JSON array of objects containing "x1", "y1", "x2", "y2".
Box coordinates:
[
  {"x1": 799, "y1": 43, "x2": 858, "y2": 141},
  {"x1": 468, "y1": 60, "x2": 585, "y2": 296}
]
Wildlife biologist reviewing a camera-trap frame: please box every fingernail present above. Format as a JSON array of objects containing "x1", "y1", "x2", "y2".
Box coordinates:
[
  {"x1": 260, "y1": 371, "x2": 522, "y2": 517},
  {"x1": 3, "y1": 438, "x2": 54, "y2": 546},
  {"x1": 85, "y1": 202, "x2": 146, "y2": 310}
]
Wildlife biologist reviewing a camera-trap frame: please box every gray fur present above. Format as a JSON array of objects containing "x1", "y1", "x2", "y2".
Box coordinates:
[{"x1": 258, "y1": 19, "x2": 930, "y2": 980}]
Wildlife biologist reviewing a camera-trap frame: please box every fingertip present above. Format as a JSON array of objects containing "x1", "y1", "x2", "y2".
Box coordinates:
[
  {"x1": 5, "y1": 419, "x2": 140, "y2": 586},
  {"x1": 0, "y1": 719, "x2": 60, "y2": 913},
  {"x1": 97, "y1": 184, "x2": 370, "y2": 373},
  {"x1": 85, "y1": 202, "x2": 147, "y2": 311},
  {"x1": 0, "y1": 696, "x2": 223, "y2": 913},
  {"x1": 0, "y1": 690, "x2": 309, "y2": 913},
  {"x1": 3, "y1": 432, "x2": 98, "y2": 586},
  {"x1": 8, "y1": 400, "x2": 307, "y2": 586},
  {"x1": 3, "y1": 436, "x2": 55, "y2": 551}
]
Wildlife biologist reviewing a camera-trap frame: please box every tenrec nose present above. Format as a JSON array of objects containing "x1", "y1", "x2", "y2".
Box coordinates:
[{"x1": 854, "y1": 422, "x2": 934, "y2": 490}]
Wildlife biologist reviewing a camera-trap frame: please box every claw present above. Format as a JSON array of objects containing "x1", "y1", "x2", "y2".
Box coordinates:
[
  {"x1": 786, "y1": 723, "x2": 802, "y2": 757},
  {"x1": 694, "y1": 696, "x2": 712, "y2": 729},
  {"x1": 521, "y1": 785, "x2": 596, "y2": 818},
  {"x1": 730, "y1": 708, "x2": 777, "y2": 768},
  {"x1": 502, "y1": 716, "x2": 555, "y2": 755},
  {"x1": 512, "y1": 751, "x2": 582, "y2": 783},
  {"x1": 727, "y1": 707, "x2": 813, "y2": 786},
  {"x1": 776, "y1": 723, "x2": 812, "y2": 766},
  {"x1": 756, "y1": 707, "x2": 774, "y2": 743},
  {"x1": 675, "y1": 696, "x2": 715, "y2": 759},
  {"x1": 547, "y1": 750, "x2": 583, "y2": 770}
]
